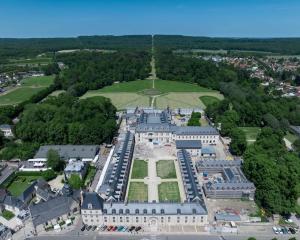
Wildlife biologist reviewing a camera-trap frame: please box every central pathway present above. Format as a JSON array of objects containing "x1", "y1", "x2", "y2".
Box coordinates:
[{"x1": 145, "y1": 158, "x2": 160, "y2": 202}]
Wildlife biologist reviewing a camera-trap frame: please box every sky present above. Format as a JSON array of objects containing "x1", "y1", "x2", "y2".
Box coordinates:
[{"x1": 0, "y1": 0, "x2": 300, "y2": 38}]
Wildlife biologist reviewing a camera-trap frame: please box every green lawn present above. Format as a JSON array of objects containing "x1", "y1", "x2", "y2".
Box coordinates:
[
  {"x1": 21, "y1": 75, "x2": 54, "y2": 87},
  {"x1": 238, "y1": 127, "x2": 261, "y2": 144},
  {"x1": 0, "y1": 76, "x2": 55, "y2": 106},
  {"x1": 200, "y1": 96, "x2": 220, "y2": 107},
  {"x1": 156, "y1": 160, "x2": 177, "y2": 179},
  {"x1": 95, "y1": 79, "x2": 216, "y2": 94},
  {"x1": 8, "y1": 57, "x2": 52, "y2": 65},
  {"x1": 1, "y1": 210, "x2": 15, "y2": 220},
  {"x1": 7, "y1": 175, "x2": 40, "y2": 197},
  {"x1": 131, "y1": 160, "x2": 148, "y2": 179},
  {"x1": 158, "y1": 182, "x2": 180, "y2": 202},
  {"x1": 127, "y1": 182, "x2": 148, "y2": 202}
]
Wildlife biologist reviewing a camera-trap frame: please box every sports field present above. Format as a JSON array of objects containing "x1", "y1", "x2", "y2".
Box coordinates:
[
  {"x1": 156, "y1": 160, "x2": 177, "y2": 179},
  {"x1": 82, "y1": 79, "x2": 224, "y2": 110},
  {"x1": 131, "y1": 160, "x2": 148, "y2": 179},
  {"x1": 0, "y1": 76, "x2": 54, "y2": 105},
  {"x1": 127, "y1": 182, "x2": 148, "y2": 202},
  {"x1": 158, "y1": 182, "x2": 180, "y2": 202}
]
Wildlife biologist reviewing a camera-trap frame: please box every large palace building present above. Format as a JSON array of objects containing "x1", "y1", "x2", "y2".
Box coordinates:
[{"x1": 80, "y1": 109, "x2": 222, "y2": 228}]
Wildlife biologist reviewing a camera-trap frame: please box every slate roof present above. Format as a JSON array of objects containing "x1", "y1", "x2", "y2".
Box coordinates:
[
  {"x1": 201, "y1": 146, "x2": 216, "y2": 155},
  {"x1": 174, "y1": 126, "x2": 219, "y2": 135},
  {"x1": 176, "y1": 140, "x2": 202, "y2": 149},
  {"x1": 29, "y1": 196, "x2": 76, "y2": 227},
  {"x1": 81, "y1": 192, "x2": 104, "y2": 210},
  {"x1": 34, "y1": 145, "x2": 99, "y2": 160},
  {"x1": 3, "y1": 196, "x2": 24, "y2": 209},
  {"x1": 103, "y1": 201, "x2": 207, "y2": 215},
  {"x1": 64, "y1": 161, "x2": 85, "y2": 172},
  {"x1": 18, "y1": 181, "x2": 37, "y2": 202}
]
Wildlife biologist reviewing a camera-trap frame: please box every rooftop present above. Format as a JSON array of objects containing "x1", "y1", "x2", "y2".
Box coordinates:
[
  {"x1": 34, "y1": 145, "x2": 99, "y2": 160},
  {"x1": 176, "y1": 140, "x2": 202, "y2": 149}
]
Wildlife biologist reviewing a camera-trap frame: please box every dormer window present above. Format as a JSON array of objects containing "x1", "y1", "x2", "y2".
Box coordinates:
[{"x1": 88, "y1": 203, "x2": 93, "y2": 210}]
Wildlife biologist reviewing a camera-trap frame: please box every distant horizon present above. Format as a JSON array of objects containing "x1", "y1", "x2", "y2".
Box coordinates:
[
  {"x1": 1, "y1": 0, "x2": 300, "y2": 38},
  {"x1": 1, "y1": 34, "x2": 300, "y2": 39}
]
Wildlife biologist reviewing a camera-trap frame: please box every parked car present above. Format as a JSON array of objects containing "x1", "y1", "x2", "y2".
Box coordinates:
[
  {"x1": 92, "y1": 226, "x2": 97, "y2": 231},
  {"x1": 129, "y1": 226, "x2": 135, "y2": 231},
  {"x1": 86, "y1": 225, "x2": 92, "y2": 231},
  {"x1": 117, "y1": 226, "x2": 124, "y2": 231},
  {"x1": 112, "y1": 226, "x2": 118, "y2": 231},
  {"x1": 135, "y1": 226, "x2": 142, "y2": 232},
  {"x1": 272, "y1": 226, "x2": 279, "y2": 234},
  {"x1": 107, "y1": 226, "x2": 114, "y2": 231},
  {"x1": 80, "y1": 225, "x2": 86, "y2": 231},
  {"x1": 289, "y1": 228, "x2": 296, "y2": 234}
]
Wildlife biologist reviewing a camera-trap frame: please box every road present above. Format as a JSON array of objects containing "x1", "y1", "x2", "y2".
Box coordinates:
[
  {"x1": 0, "y1": 165, "x2": 16, "y2": 185},
  {"x1": 26, "y1": 232, "x2": 295, "y2": 240}
]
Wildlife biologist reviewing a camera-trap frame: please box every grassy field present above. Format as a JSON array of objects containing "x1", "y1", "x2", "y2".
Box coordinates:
[
  {"x1": 81, "y1": 92, "x2": 149, "y2": 109},
  {"x1": 158, "y1": 182, "x2": 180, "y2": 202},
  {"x1": 156, "y1": 92, "x2": 223, "y2": 109},
  {"x1": 131, "y1": 160, "x2": 148, "y2": 179},
  {"x1": 7, "y1": 175, "x2": 40, "y2": 197},
  {"x1": 238, "y1": 127, "x2": 261, "y2": 144},
  {"x1": 0, "y1": 76, "x2": 54, "y2": 106},
  {"x1": 7, "y1": 57, "x2": 52, "y2": 66},
  {"x1": 82, "y1": 79, "x2": 224, "y2": 110},
  {"x1": 48, "y1": 90, "x2": 66, "y2": 97},
  {"x1": 200, "y1": 96, "x2": 221, "y2": 107},
  {"x1": 156, "y1": 160, "x2": 177, "y2": 179},
  {"x1": 127, "y1": 182, "x2": 148, "y2": 202}
]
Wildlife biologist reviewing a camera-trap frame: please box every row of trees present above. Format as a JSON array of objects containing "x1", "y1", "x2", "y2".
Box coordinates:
[
  {"x1": 187, "y1": 112, "x2": 201, "y2": 126},
  {"x1": 56, "y1": 51, "x2": 151, "y2": 96},
  {"x1": 16, "y1": 93, "x2": 117, "y2": 145}
]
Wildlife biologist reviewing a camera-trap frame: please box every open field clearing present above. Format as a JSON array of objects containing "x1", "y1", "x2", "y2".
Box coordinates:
[
  {"x1": 158, "y1": 182, "x2": 180, "y2": 202},
  {"x1": 200, "y1": 96, "x2": 221, "y2": 107},
  {"x1": 131, "y1": 160, "x2": 148, "y2": 179},
  {"x1": 0, "y1": 76, "x2": 54, "y2": 105},
  {"x1": 81, "y1": 92, "x2": 149, "y2": 109},
  {"x1": 238, "y1": 127, "x2": 261, "y2": 144},
  {"x1": 7, "y1": 57, "x2": 52, "y2": 65},
  {"x1": 156, "y1": 160, "x2": 177, "y2": 179},
  {"x1": 21, "y1": 75, "x2": 54, "y2": 87},
  {"x1": 48, "y1": 90, "x2": 66, "y2": 97},
  {"x1": 127, "y1": 182, "x2": 148, "y2": 202},
  {"x1": 156, "y1": 92, "x2": 223, "y2": 109}
]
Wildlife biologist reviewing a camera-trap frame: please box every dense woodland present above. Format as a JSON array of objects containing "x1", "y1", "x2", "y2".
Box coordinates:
[
  {"x1": 0, "y1": 35, "x2": 152, "y2": 61},
  {"x1": 56, "y1": 51, "x2": 151, "y2": 96},
  {"x1": 155, "y1": 49, "x2": 300, "y2": 215},
  {"x1": 155, "y1": 35, "x2": 300, "y2": 54}
]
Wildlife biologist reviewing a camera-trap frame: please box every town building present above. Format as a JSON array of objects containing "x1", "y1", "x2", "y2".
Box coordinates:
[
  {"x1": 33, "y1": 145, "x2": 100, "y2": 162},
  {"x1": 196, "y1": 160, "x2": 255, "y2": 199},
  {"x1": 176, "y1": 140, "x2": 202, "y2": 157},
  {"x1": 64, "y1": 161, "x2": 87, "y2": 180}
]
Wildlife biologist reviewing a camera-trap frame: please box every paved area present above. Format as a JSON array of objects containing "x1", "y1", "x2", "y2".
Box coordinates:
[
  {"x1": 0, "y1": 165, "x2": 16, "y2": 185},
  {"x1": 48, "y1": 174, "x2": 64, "y2": 190}
]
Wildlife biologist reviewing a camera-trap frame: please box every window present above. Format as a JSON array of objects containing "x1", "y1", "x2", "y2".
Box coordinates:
[
  {"x1": 177, "y1": 217, "x2": 180, "y2": 223},
  {"x1": 201, "y1": 216, "x2": 204, "y2": 222},
  {"x1": 88, "y1": 203, "x2": 93, "y2": 209},
  {"x1": 144, "y1": 217, "x2": 147, "y2": 223},
  {"x1": 136, "y1": 217, "x2": 139, "y2": 223},
  {"x1": 104, "y1": 217, "x2": 107, "y2": 222},
  {"x1": 113, "y1": 217, "x2": 116, "y2": 223},
  {"x1": 168, "y1": 217, "x2": 171, "y2": 222},
  {"x1": 192, "y1": 216, "x2": 196, "y2": 223},
  {"x1": 126, "y1": 217, "x2": 129, "y2": 223},
  {"x1": 161, "y1": 217, "x2": 164, "y2": 223}
]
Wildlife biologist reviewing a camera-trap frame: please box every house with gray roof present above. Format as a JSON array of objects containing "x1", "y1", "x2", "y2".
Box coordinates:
[
  {"x1": 176, "y1": 140, "x2": 202, "y2": 156},
  {"x1": 34, "y1": 145, "x2": 99, "y2": 162},
  {"x1": 29, "y1": 194, "x2": 79, "y2": 233},
  {"x1": 196, "y1": 160, "x2": 255, "y2": 199},
  {"x1": 64, "y1": 161, "x2": 87, "y2": 180},
  {"x1": 0, "y1": 124, "x2": 13, "y2": 138}
]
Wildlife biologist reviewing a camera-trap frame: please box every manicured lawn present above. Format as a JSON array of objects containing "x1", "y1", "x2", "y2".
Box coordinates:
[
  {"x1": 158, "y1": 182, "x2": 180, "y2": 202},
  {"x1": 84, "y1": 166, "x2": 97, "y2": 186},
  {"x1": 1, "y1": 210, "x2": 15, "y2": 220},
  {"x1": 131, "y1": 160, "x2": 148, "y2": 179},
  {"x1": 156, "y1": 92, "x2": 224, "y2": 109},
  {"x1": 155, "y1": 79, "x2": 216, "y2": 93},
  {"x1": 98, "y1": 80, "x2": 153, "y2": 93},
  {"x1": 7, "y1": 175, "x2": 40, "y2": 197},
  {"x1": 156, "y1": 160, "x2": 177, "y2": 179},
  {"x1": 238, "y1": 127, "x2": 261, "y2": 144},
  {"x1": 199, "y1": 96, "x2": 220, "y2": 107},
  {"x1": 81, "y1": 92, "x2": 149, "y2": 110},
  {"x1": 127, "y1": 182, "x2": 148, "y2": 202}
]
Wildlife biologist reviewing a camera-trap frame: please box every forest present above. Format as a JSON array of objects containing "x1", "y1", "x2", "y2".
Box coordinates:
[
  {"x1": 0, "y1": 35, "x2": 152, "y2": 61},
  {"x1": 154, "y1": 35, "x2": 300, "y2": 54},
  {"x1": 155, "y1": 49, "x2": 300, "y2": 215},
  {"x1": 56, "y1": 50, "x2": 151, "y2": 96}
]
